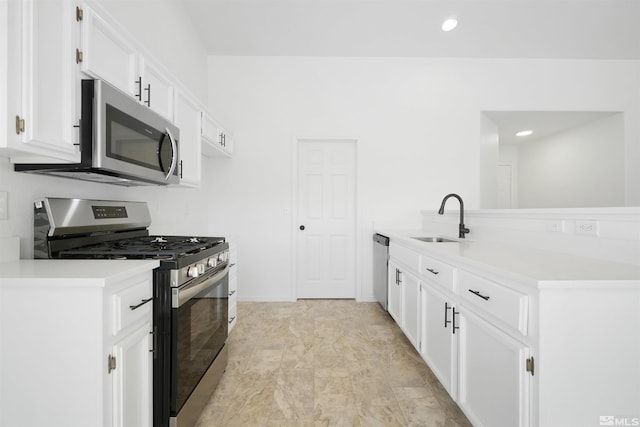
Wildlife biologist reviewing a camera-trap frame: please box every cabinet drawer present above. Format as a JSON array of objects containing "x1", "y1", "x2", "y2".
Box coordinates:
[
  {"x1": 458, "y1": 271, "x2": 528, "y2": 336},
  {"x1": 420, "y1": 255, "x2": 455, "y2": 291},
  {"x1": 112, "y1": 279, "x2": 153, "y2": 336},
  {"x1": 389, "y1": 242, "x2": 420, "y2": 271}
]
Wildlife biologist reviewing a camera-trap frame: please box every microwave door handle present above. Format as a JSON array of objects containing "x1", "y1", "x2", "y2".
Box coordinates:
[{"x1": 164, "y1": 128, "x2": 178, "y2": 181}]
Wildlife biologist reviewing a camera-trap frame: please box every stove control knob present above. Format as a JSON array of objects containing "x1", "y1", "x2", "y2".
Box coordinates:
[
  {"x1": 187, "y1": 266, "x2": 199, "y2": 278},
  {"x1": 207, "y1": 257, "x2": 217, "y2": 268},
  {"x1": 197, "y1": 264, "x2": 206, "y2": 275}
]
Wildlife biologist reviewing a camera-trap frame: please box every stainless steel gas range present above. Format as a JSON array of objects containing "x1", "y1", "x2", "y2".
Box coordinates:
[{"x1": 34, "y1": 197, "x2": 229, "y2": 427}]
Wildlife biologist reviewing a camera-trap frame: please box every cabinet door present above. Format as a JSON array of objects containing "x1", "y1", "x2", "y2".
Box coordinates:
[
  {"x1": 80, "y1": 3, "x2": 137, "y2": 96},
  {"x1": 421, "y1": 283, "x2": 457, "y2": 398},
  {"x1": 457, "y1": 307, "x2": 530, "y2": 427},
  {"x1": 139, "y1": 57, "x2": 174, "y2": 121},
  {"x1": 111, "y1": 321, "x2": 153, "y2": 427},
  {"x1": 201, "y1": 111, "x2": 232, "y2": 158},
  {"x1": 401, "y1": 269, "x2": 420, "y2": 350},
  {"x1": 174, "y1": 90, "x2": 202, "y2": 187},
  {"x1": 6, "y1": 0, "x2": 80, "y2": 161},
  {"x1": 387, "y1": 261, "x2": 402, "y2": 324}
]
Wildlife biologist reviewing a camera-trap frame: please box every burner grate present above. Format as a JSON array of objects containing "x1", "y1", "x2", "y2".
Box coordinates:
[{"x1": 57, "y1": 235, "x2": 225, "y2": 261}]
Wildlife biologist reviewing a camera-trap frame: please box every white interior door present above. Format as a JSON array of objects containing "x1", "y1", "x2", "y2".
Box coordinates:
[{"x1": 296, "y1": 140, "x2": 356, "y2": 299}]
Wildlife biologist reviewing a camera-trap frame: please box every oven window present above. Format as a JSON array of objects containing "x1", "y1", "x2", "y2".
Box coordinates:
[
  {"x1": 172, "y1": 274, "x2": 228, "y2": 413},
  {"x1": 105, "y1": 104, "x2": 176, "y2": 174}
]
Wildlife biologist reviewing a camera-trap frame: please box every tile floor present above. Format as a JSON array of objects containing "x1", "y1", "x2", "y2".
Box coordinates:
[{"x1": 196, "y1": 300, "x2": 472, "y2": 427}]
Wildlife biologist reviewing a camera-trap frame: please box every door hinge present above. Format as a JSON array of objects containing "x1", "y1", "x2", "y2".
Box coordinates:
[
  {"x1": 76, "y1": 6, "x2": 83, "y2": 21},
  {"x1": 526, "y1": 356, "x2": 535, "y2": 376},
  {"x1": 108, "y1": 354, "x2": 117, "y2": 374},
  {"x1": 76, "y1": 48, "x2": 83, "y2": 64},
  {"x1": 15, "y1": 115, "x2": 25, "y2": 134}
]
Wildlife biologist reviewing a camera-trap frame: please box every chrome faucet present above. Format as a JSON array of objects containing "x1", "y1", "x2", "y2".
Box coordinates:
[{"x1": 438, "y1": 193, "x2": 470, "y2": 239}]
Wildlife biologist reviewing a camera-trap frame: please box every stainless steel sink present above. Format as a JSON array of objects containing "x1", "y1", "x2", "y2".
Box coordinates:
[{"x1": 411, "y1": 236, "x2": 457, "y2": 243}]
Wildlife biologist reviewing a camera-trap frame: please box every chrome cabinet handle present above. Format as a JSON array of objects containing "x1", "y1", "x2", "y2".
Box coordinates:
[
  {"x1": 426, "y1": 268, "x2": 439, "y2": 275},
  {"x1": 228, "y1": 316, "x2": 236, "y2": 324},
  {"x1": 228, "y1": 290, "x2": 236, "y2": 296},
  {"x1": 129, "y1": 297, "x2": 152, "y2": 310},
  {"x1": 468, "y1": 289, "x2": 490, "y2": 301}
]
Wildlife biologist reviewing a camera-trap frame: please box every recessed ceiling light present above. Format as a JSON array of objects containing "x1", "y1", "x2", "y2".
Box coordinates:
[
  {"x1": 441, "y1": 18, "x2": 458, "y2": 32},
  {"x1": 516, "y1": 130, "x2": 533, "y2": 137}
]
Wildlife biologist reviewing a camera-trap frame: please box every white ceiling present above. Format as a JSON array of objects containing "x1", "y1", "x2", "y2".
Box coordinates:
[{"x1": 182, "y1": 0, "x2": 640, "y2": 59}]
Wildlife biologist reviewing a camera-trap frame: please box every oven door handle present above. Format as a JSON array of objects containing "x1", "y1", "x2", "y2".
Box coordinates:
[{"x1": 172, "y1": 264, "x2": 229, "y2": 308}]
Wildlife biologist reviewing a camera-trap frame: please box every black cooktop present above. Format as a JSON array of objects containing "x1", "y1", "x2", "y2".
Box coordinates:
[{"x1": 58, "y1": 235, "x2": 225, "y2": 260}]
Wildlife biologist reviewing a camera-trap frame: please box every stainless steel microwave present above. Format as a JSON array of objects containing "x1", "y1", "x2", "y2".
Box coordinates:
[{"x1": 15, "y1": 79, "x2": 180, "y2": 186}]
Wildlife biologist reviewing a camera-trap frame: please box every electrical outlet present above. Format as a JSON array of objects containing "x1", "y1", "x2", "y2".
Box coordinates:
[
  {"x1": 575, "y1": 220, "x2": 598, "y2": 236},
  {"x1": 546, "y1": 220, "x2": 564, "y2": 232},
  {"x1": 0, "y1": 191, "x2": 7, "y2": 220}
]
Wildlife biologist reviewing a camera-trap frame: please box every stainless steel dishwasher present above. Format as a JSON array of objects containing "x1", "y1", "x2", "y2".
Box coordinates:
[{"x1": 373, "y1": 233, "x2": 390, "y2": 310}]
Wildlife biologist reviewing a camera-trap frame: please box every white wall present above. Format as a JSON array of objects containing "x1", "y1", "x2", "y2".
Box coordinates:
[
  {"x1": 498, "y1": 145, "x2": 519, "y2": 208},
  {"x1": 517, "y1": 113, "x2": 625, "y2": 208},
  {"x1": 479, "y1": 114, "x2": 499, "y2": 208},
  {"x1": 207, "y1": 56, "x2": 640, "y2": 301}
]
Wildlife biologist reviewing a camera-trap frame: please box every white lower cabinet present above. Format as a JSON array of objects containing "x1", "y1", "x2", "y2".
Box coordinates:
[
  {"x1": 457, "y1": 306, "x2": 530, "y2": 427},
  {"x1": 388, "y1": 252, "x2": 421, "y2": 352},
  {"x1": 390, "y1": 242, "x2": 530, "y2": 426},
  {"x1": 420, "y1": 283, "x2": 457, "y2": 398},
  {"x1": 111, "y1": 321, "x2": 153, "y2": 427},
  {"x1": 228, "y1": 241, "x2": 238, "y2": 333},
  {"x1": 387, "y1": 260, "x2": 402, "y2": 324},
  {"x1": 400, "y1": 268, "x2": 420, "y2": 350},
  {"x1": 385, "y1": 237, "x2": 640, "y2": 427},
  {"x1": 0, "y1": 261, "x2": 156, "y2": 427}
]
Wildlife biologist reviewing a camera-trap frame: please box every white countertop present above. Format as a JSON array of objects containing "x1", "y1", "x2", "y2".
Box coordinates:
[
  {"x1": 0, "y1": 259, "x2": 159, "y2": 287},
  {"x1": 377, "y1": 229, "x2": 640, "y2": 288}
]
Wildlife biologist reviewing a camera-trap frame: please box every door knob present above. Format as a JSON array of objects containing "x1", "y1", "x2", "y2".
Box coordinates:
[{"x1": 299, "y1": 225, "x2": 305, "y2": 231}]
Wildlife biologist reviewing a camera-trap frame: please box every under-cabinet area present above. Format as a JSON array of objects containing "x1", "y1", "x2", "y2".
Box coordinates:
[
  {"x1": 381, "y1": 232, "x2": 640, "y2": 427},
  {"x1": 0, "y1": 260, "x2": 159, "y2": 427}
]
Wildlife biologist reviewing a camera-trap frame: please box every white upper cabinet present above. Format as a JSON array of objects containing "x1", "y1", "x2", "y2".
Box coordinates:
[
  {"x1": 202, "y1": 111, "x2": 233, "y2": 158},
  {"x1": 79, "y1": 3, "x2": 175, "y2": 122},
  {"x1": 174, "y1": 89, "x2": 202, "y2": 187},
  {"x1": 139, "y1": 57, "x2": 174, "y2": 122},
  {"x1": 79, "y1": 3, "x2": 137, "y2": 96},
  {"x1": 3, "y1": 0, "x2": 81, "y2": 162}
]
